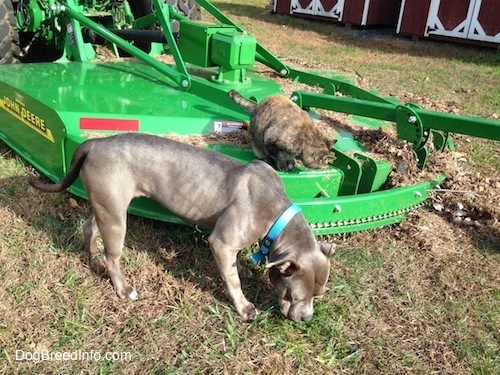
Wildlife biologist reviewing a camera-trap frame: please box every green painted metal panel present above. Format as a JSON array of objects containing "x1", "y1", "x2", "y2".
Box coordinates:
[
  {"x1": 0, "y1": 81, "x2": 67, "y2": 181},
  {"x1": 1, "y1": 0, "x2": 497, "y2": 237}
]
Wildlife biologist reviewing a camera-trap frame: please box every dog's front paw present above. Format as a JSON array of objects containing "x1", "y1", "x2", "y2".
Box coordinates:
[
  {"x1": 238, "y1": 303, "x2": 259, "y2": 321},
  {"x1": 116, "y1": 285, "x2": 138, "y2": 301},
  {"x1": 128, "y1": 288, "x2": 138, "y2": 301}
]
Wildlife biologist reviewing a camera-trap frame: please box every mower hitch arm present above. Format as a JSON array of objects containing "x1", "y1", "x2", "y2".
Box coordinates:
[
  {"x1": 292, "y1": 91, "x2": 500, "y2": 145},
  {"x1": 57, "y1": 0, "x2": 191, "y2": 90}
]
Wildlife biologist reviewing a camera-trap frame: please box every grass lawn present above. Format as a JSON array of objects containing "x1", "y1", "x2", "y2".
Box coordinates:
[{"x1": 0, "y1": 1, "x2": 499, "y2": 374}]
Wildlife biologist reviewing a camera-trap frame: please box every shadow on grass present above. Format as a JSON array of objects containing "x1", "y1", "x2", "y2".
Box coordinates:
[
  {"x1": 210, "y1": 1, "x2": 500, "y2": 66},
  {"x1": 469, "y1": 224, "x2": 500, "y2": 255}
]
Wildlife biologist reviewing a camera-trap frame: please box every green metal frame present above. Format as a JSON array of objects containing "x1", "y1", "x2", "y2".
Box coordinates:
[{"x1": 1, "y1": 0, "x2": 498, "y2": 235}]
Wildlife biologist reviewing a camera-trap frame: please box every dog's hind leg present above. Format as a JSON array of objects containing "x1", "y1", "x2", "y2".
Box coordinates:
[
  {"x1": 103, "y1": 223, "x2": 137, "y2": 300},
  {"x1": 83, "y1": 215, "x2": 100, "y2": 264},
  {"x1": 92, "y1": 202, "x2": 138, "y2": 301}
]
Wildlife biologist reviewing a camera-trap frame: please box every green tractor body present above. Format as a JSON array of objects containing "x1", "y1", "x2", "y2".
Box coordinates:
[{"x1": 0, "y1": 0, "x2": 498, "y2": 234}]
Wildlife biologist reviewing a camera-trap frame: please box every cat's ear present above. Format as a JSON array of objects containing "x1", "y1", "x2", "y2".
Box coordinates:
[{"x1": 325, "y1": 137, "x2": 337, "y2": 149}]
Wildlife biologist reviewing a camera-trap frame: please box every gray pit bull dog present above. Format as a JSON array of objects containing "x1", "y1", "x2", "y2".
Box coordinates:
[{"x1": 30, "y1": 133, "x2": 333, "y2": 322}]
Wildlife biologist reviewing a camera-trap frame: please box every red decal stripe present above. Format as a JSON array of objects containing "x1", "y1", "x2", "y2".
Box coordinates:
[{"x1": 80, "y1": 118, "x2": 139, "y2": 131}]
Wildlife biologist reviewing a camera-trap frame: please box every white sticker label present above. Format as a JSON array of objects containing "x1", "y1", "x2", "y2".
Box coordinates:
[{"x1": 213, "y1": 121, "x2": 248, "y2": 133}]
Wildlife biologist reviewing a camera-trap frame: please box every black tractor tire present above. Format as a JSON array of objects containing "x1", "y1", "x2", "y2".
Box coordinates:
[
  {"x1": 1, "y1": 0, "x2": 200, "y2": 63},
  {"x1": 166, "y1": 0, "x2": 201, "y2": 20},
  {"x1": 127, "y1": 0, "x2": 157, "y2": 54},
  {"x1": 0, "y1": 0, "x2": 20, "y2": 64}
]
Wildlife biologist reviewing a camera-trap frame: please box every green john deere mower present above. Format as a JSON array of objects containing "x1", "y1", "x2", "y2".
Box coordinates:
[{"x1": 0, "y1": 0, "x2": 498, "y2": 235}]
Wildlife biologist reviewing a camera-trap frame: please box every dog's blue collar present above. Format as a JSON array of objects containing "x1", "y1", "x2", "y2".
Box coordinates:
[{"x1": 250, "y1": 204, "x2": 302, "y2": 265}]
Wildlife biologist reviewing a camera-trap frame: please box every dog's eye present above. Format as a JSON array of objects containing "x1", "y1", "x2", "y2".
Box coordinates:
[
  {"x1": 289, "y1": 291, "x2": 307, "y2": 303},
  {"x1": 283, "y1": 289, "x2": 293, "y2": 301}
]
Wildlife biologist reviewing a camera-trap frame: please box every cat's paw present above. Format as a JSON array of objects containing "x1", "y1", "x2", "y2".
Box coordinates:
[{"x1": 275, "y1": 159, "x2": 295, "y2": 172}]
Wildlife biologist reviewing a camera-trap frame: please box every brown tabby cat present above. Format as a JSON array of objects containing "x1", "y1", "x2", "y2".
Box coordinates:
[{"x1": 229, "y1": 90, "x2": 335, "y2": 171}]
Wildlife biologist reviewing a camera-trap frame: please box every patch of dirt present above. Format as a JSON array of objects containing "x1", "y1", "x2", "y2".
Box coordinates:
[
  {"x1": 394, "y1": 92, "x2": 462, "y2": 114},
  {"x1": 430, "y1": 166, "x2": 499, "y2": 230},
  {"x1": 164, "y1": 131, "x2": 252, "y2": 148},
  {"x1": 84, "y1": 131, "x2": 252, "y2": 149},
  {"x1": 352, "y1": 127, "x2": 420, "y2": 186}
]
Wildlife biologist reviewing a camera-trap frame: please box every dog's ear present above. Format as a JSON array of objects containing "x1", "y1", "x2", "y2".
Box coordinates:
[
  {"x1": 266, "y1": 258, "x2": 300, "y2": 277},
  {"x1": 319, "y1": 242, "x2": 335, "y2": 257}
]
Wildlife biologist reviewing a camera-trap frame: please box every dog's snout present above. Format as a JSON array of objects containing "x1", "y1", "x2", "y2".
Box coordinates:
[
  {"x1": 288, "y1": 310, "x2": 313, "y2": 322},
  {"x1": 285, "y1": 300, "x2": 315, "y2": 322},
  {"x1": 301, "y1": 312, "x2": 313, "y2": 322}
]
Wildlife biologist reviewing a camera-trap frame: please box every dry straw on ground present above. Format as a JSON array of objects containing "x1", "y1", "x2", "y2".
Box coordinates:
[{"x1": 2, "y1": 9, "x2": 498, "y2": 373}]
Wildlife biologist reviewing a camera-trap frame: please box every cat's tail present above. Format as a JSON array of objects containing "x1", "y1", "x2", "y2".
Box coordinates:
[{"x1": 228, "y1": 90, "x2": 257, "y2": 112}]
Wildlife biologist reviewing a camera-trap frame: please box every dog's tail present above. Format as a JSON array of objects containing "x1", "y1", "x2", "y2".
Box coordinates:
[
  {"x1": 29, "y1": 140, "x2": 92, "y2": 193},
  {"x1": 228, "y1": 90, "x2": 257, "y2": 112}
]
